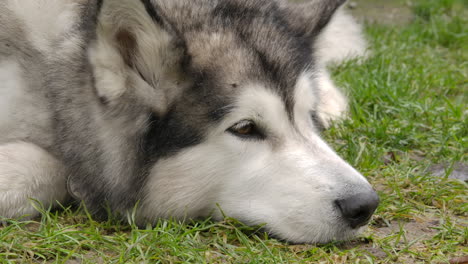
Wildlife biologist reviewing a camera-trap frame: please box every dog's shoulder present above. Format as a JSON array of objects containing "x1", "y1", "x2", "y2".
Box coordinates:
[{"x1": 1, "y1": 0, "x2": 100, "y2": 56}]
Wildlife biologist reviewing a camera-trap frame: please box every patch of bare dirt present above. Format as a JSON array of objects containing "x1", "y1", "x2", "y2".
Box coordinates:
[
  {"x1": 347, "y1": 0, "x2": 414, "y2": 25},
  {"x1": 344, "y1": 216, "x2": 467, "y2": 263},
  {"x1": 428, "y1": 162, "x2": 468, "y2": 182},
  {"x1": 289, "y1": 0, "x2": 414, "y2": 25}
]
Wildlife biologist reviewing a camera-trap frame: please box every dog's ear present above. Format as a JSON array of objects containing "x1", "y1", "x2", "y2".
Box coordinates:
[
  {"x1": 283, "y1": 0, "x2": 346, "y2": 38},
  {"x1": 89, "y1": 0, "x2": 188, "y2": 114}
]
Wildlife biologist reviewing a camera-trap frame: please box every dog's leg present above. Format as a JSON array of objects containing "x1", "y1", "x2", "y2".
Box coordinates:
[
  {"x1": 0, "y1": 142, "x2": 69, "y2": 220},
  {"x1": 313, "y1": 8, "x2": 367, "y2": 128}
]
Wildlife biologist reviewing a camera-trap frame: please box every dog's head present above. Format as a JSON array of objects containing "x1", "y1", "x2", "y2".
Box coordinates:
[{"x1": 88, "y1": 0, "x2": 378, "y2": 244}]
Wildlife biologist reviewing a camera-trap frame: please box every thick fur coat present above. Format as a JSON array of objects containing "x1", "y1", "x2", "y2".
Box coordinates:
[{"x1": 0, "y1": 0, "x2": 377, "y2": 243}]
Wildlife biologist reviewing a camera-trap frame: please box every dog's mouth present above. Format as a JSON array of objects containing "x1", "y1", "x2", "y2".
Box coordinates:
[{"x1": 253, "y1": 217, "x2": 366, "y2": 245}]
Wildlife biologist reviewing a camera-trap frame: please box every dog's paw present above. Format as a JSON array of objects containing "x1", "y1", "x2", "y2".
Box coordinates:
[
  {"x1": 315, "y1": 71, "x2": 349, "y2": 129},
  {"x1": 0, "y1": 142, "x2": 69, "y2": 220}
]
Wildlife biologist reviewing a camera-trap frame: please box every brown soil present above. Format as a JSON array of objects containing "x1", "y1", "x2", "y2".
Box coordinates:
[
  {"x1": 289, "y1": 0, "x2": 414, "y2": 25},
  {"x1": 347, "y1": 0, "x2": 414, "y2": 25}
]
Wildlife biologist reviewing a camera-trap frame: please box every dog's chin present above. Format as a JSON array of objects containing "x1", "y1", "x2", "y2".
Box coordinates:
[
  {"x1": 265, "y1": 223, "x2": 366, "y2": 245},
  {"x1": 286, "y1": 231, "x2": 360, "y2": 245}
]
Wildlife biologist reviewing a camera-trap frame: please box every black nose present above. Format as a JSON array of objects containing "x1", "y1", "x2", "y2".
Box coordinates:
[{"x1": 335, "y1": 191, "x2": 379, "y2": 229}]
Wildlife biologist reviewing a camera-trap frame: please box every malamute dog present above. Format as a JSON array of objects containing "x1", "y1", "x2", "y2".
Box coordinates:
[{"x1": 0, "y1": 0, "x2": 379, "y2": 243}]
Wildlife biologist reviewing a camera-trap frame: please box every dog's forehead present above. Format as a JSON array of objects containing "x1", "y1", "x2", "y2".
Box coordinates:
[
  {"x1": 153, "y1": 0, "x2": 317, "y2": 123},
  {"x1": 183, "y1": 27, "x2": 313, "y2": 120},
  {"x1": 181, "y1": 42, "x2": 313, "y2": 125}
]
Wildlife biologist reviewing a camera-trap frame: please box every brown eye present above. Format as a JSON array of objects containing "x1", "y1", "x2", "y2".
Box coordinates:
[
  {"x1": 227, "y1": 120, "x2": 265, "y2": 140},
  {"x1": 235, "y1": 123, "x2": 253, "y2": 135}
]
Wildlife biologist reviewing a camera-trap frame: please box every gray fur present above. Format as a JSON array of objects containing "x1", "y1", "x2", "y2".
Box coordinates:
[{"x1": 0, "y1": 0, "x2": 374, "y2": 243}]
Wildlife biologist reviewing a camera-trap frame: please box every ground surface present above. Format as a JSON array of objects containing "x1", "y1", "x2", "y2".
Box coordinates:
[
  {"x1": 348, "y1": 0, "x2": 414, "y2": 25},
  {"x1": 1, "y1": 0, "x2": 467, "y2": 263}
]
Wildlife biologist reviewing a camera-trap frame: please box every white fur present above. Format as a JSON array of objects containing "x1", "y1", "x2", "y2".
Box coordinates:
[
  {"x1": 312, "y1": 8, "x2": 368, "y2": 127},
  {"x1": 96, "y1": 3, "x2": 371, "y2": 243},
  {"x1": 0, "y1": 60, "x2": 53, "y2": 145},
  {"x1": 0, "y1": 142, "x2": 68, "y2": 219},
  {"x1": 294, "y1": 71, "x2": 348, "y2": 130},
  {"x1": 315, "y1": 70, "x2": 350, "y2": 128},
  {"x1": 5, "y1": 0, "x2": 85, "y2": 56},
  {"x1": 0, "y1": 1, "x2": 372, "y2": 244},
  {"x1": 0, "y1": 60, "x2": 25, "y2": 134},
  {"x1": 315, "y1": 7, "x2": 368, "y2": 65},
  {"x1": 140, "y1": 85, "x2": 371, "y2": 243},
  {"x1": 90, "y1": 0, "x2": 186, "y2": 114}
]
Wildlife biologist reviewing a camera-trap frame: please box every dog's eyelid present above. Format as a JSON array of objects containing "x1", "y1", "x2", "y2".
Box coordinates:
[
  {"x1": 227, "y1": 120, "x2": 266, "y2": 140},
  {"x1": 230, "y1": 120, "x2": 252, "y2": 130}
]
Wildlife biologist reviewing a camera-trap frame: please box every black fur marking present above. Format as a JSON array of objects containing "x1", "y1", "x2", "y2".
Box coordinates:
[
  {"x1": 212, "y1": 2, "x2": 263, "y2": 22},
  {"x1": 313, "y1": 0, "x2": 347, "y2": 34},
  {"x1": 210, "y1": 1, "x2": 313, "y2": 121},
  {"x1": 55, "y1": 0, "x2": 338, "y2": 220},
  {"x1": 207, "y1": 102, "x2": 235, "y2": 122},
  {"x1": 96, "y1": 0, "x2": 103, "y2": 15},
  {"x1": 141, "y1": 111, "x2": 204, "y2": 165},
  {"x1": 189, "y1": 72, "x2": 236, "y2": 122},
  {"x1": 140, "y1": 0, "x2": 165, "y2": 26},
  {"x1": 76, "y1": 0, "x2": 103, "y2": 40}
]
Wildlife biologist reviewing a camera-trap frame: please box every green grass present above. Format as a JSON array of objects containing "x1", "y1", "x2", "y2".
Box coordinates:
[{"x1": 1, "y1": 0, "x2": 467, "y2": 263}]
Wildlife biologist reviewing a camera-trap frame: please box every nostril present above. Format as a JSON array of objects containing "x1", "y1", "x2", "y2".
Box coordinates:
[
  {"x1": 335, "y1": 190, "x2": 379, "y2": 229},
  {"x1": 349, "y1": 208, "x2": 367, "y2": 220}
]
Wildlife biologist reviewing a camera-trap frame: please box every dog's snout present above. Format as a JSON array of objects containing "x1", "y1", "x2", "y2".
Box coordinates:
[{"x1": 335, "y1": 190, "x2": 379, "y2": 229}]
